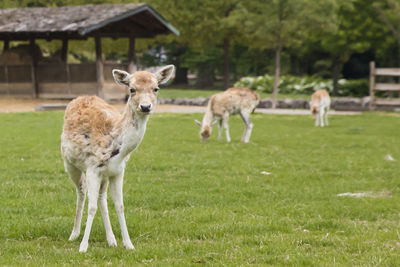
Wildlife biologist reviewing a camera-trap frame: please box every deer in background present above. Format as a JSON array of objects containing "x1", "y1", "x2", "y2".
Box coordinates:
[
  {"x1": 311, "y1": 89, "x2": 331, "y2": 127},
  {"x1": 61, "y1": 65, "x2": 175, "y2": 252},
  {"x1": 195, "y1": 87, "x2": 260, "y2": 143}
]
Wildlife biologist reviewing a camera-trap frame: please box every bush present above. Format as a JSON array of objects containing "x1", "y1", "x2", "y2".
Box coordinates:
[
  {"x1": 234, "y1": 74, "x2": 369, "y2": 97},
  {"x1": 337, "y1": 79, "x2": 369, "y2": 97}
]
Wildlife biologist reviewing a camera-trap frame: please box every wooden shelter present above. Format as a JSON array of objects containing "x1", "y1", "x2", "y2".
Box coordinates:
[{"x1": 0, "y1": 3, "x2": 178, "y2": 99}]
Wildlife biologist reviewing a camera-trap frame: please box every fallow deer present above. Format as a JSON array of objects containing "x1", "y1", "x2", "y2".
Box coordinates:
[
  {"x1": 195, "y1": 87, "x2": 260, "y2": 143},
  {"x1": 311, "y1": 89, "x2": 330, "y2": 127},
  {"x1": 61, "y1": 65, "x2": 175, "y2": 252}
]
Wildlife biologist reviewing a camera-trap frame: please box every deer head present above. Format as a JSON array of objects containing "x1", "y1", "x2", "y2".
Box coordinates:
[
  {"x1": 195, "y1": 119, "x2": 217, "y2": 142},
  {"x1": 112, "y1": 65, "x2": 175, "y2": 115}
]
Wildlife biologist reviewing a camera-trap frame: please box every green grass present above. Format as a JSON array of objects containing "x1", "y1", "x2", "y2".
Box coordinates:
[
  {"x1": 160, "y1": 88, "x2": 306, "y2": 99},
  {"x1": 0, "y1": 111, "x2": 399, "y2": 266}
]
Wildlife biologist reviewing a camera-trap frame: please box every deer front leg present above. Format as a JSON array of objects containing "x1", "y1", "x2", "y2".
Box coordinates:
[
  {"x1": 79, "y1": 169, "x2": 101, "y2": 253},
  {"x1": 64, "y1": 161, "x2": 86, "y2": 242},
  {"x1": 218, "y1": 119, "x2": 223, "y2": 140},
  {"x1": 315, "y1": 111, "x2": 319, "y2": 127},
  {"x1": 98, "y1": 179, "x2": 117, "y2": 247},
  {"x1": 110, "y1": 172, "x2": 134, "y2": 250}
]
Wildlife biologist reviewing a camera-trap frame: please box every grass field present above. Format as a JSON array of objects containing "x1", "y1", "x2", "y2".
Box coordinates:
[
  {"x1": 159, "y1": 88, "x2": 306, "y2": 99},
  {"x1": 0, "y1": 111, "x2": 399, "y2": 266}
]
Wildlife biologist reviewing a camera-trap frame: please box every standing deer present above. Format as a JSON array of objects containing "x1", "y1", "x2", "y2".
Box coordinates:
[
  {"x1": 61, "y1": 65, "x2": 175, "y2": 252},
  {"x1": 310, "y1": 89, "x2": 331, "y2": 127},
  {"x1": 195, "y1": 87, "x2": 260, "y2": 143}
]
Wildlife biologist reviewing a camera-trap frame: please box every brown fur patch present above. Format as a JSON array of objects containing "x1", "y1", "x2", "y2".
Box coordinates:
[{"x1": 63, "y1": 96, "x2": 120, "y2": 150}]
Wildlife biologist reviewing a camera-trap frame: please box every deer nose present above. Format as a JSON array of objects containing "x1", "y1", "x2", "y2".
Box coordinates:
[{"x1": 140, "y1": 104, "x2": 152, "y2": 113}]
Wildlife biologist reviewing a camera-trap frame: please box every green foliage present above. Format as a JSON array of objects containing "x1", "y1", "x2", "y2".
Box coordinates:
[
  {"x1": 0, "y1": 0, "x2": 399, "y2": 84},
  {"x1": 0, "y1": 111, "x2": 400, "y2": 265},
  {"x1": 338, "y1": 79, "x2": 369, "y2": 97},
  {"x1": 235, "y1": 74, "x2": 369, "y2": 96}
]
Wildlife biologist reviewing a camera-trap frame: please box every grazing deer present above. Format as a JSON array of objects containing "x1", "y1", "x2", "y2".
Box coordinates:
[
  {"x1": 61, "y1": 65, "x2": 175, "y2": 252},
  {"x1": 311, "y1": 89, "x2": 330, "y2": 127},
  {"x1": 195, "y1": 87, "x2": 260, "y2": 143}
]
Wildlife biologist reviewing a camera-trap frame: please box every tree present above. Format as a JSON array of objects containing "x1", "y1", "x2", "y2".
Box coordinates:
[
  {"x1": 313, "y1": 0, "x2": 391, "y2": 95},
  {"x1": 241, "y1": 0, "x2": 336, "y2": 107},
  {"x1": 375, "y1": 0, "x2": 400, "y2": 66},
  {"x1": 151, "y1": 0, "x2": 246, "y2": 88}
]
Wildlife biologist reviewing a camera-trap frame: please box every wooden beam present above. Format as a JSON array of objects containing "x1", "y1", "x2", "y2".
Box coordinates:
[
  {"x1": 375, "y1": 68, "x2": 400, "y2": 76},
  {"x1": 369, "y1": 61, "x2": 375, "y2": 111},
  {"x1": 128, "y1": 36, "x2": 136, "y2": 73},
  {"x1": 30, "y1": 38, "x2": 39, "y2": 98},
  {"x1": 95, "y1": 36, "x2": 104, "y2": 98},
  {"x1": 374, "y1": 83, "x2": 400, "y2": 91}
]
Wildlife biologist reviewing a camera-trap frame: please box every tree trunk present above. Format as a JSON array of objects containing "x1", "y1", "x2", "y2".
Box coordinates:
[
  {"x1": 223, "y1": 37, "x2": 230, "y2": 89},
  {"x1": 174, "y1": 67, "x2": 188, "y2": 85},
  {"x1": 196, "y1": 63, "x2": 214, "y2": 88},
  {"x1": 332, "y1": 59, "x2": 341, "y2": 96},
  {"x1": 272, "y1": 37, "x2": 281, "y2": 109}
]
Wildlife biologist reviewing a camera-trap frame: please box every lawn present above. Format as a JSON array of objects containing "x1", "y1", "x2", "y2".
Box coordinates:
[
  {"x1": 159, "y1": 88, "x2": 307, "y2": 99},
  {"x1": 0, "y1": 111, "x2": 399, "y2": 266}
]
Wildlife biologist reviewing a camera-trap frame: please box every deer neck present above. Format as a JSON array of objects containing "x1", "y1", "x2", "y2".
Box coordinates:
[
  {"x1": 202, "y1": 107, "x2": 213, "y2": 128},
  {"x1": 113, "y1": 104, "x2": 149, "y2": 159}
]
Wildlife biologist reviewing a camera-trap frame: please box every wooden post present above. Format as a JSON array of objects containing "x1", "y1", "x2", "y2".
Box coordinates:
[
  {"x1": 95, "y1": 36, "x2": 104, "y2": 98},
  {"x1": 61, "y1": 39, "x2": 68, "y2": 62},
  {"x1": 128, "y1": 36, "x2": 136, "y2": 73},
  {"x1": 3, "y1": 39, "x2": 9, "y2": 51},
  {"x1": 61, "y1": 39, "x2": 71, "y2": 95},
  {"x1": 3, "y1": 39, "x2": 9, "y2": 94},
  {"x1": 30, "y1": 39, "x2": 39, "y2": 98},
  {"x1": 369, "y1": 61, "x2": 375, "y2": 111}
]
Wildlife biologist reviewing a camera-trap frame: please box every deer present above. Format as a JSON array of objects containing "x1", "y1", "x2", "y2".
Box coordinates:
[
  {"x1": 195, "y1": 87, "x2": 260, "y2": 143},
  {"x1": 61, "y1": 65, "x2": 175, "y2": 253},
  {"x1": 310, "y1": 89, "x2": 331, "y2": 127}
]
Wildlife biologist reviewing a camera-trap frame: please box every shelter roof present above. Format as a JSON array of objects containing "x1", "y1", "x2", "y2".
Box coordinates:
[{"x1": 0, "y1": 3, "x2": 179, "y2": 40}]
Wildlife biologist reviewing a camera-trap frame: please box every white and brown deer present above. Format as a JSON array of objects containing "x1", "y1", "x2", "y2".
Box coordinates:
[
  {"x1": 61, "y1": 65, "x2": 175, "y2": 252},
  {"x1": 195, "y1": 87, "x2": 260, "y2": 143},
  {"x1": 310, "y1": 89, "x2": 331, "y2": 127}
]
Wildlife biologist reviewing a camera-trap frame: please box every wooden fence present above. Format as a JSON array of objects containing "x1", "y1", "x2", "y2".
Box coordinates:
[
  {"x1": 369, "y1": 61, "x2": 400, "y2": 110},
  {"x1": 0, "y1": 62, "x2": 129, "y2": 100}
]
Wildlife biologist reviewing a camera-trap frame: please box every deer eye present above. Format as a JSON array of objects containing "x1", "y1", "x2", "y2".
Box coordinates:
[
  {"x1": 129, "y1": 88, "x2": 136, "y2": 94},
  {"x1": 154, "y1": 88, "x2": 159, "y2": 93}
]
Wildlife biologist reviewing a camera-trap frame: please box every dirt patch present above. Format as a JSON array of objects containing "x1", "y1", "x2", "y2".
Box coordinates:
[
  {"x1": 0, "y1": 97, "x2": 70, "y2": 113},
  {"x1": 0, "y1": 97, "x2": 361, "y2": 115}
]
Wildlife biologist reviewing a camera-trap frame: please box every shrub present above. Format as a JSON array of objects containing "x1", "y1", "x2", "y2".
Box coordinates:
[{"x1": 234, "y1": 74, "x2": 369, "y2": 97}]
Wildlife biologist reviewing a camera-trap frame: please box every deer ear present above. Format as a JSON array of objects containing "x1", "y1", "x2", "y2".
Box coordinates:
[
  {"x1": 211, "y1": 120, "x2": 218, "y2": 126},
  {"x1": 155, "y1": 65, "x2": 175, "y2": 85},
  {"x1": 194, "y1": 120, "x2": 202, "y2": 126},
  {"x1": 112, "y1": 69, "x2": 130, "y2": 86}
]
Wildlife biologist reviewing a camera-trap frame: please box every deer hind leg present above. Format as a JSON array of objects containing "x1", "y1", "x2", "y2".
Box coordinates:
[
  {"x1": 110, "y1": 171, "x2": 134, "y2": 250},
  {"x1": 98, "y1": 179, "x2": 117, "y2": 247},
  {"x1": 222, "y1": 113, "x2": 231, "y2": 142},
  {"x1": 64, "y1": 161, "x2": 86, "y2": 242},
  {"x1": 319, "y1": 108, "x2": 325, "y2": 127},
  {"x1": 324, "y1": 107, "x2": 329, "y2": 126},
  {"x1": 240, "y1": 111, "x2": 253, "y2": 143},
  {"x1": 79, "y1": 169, "x2": 102, "y2": 253}
]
